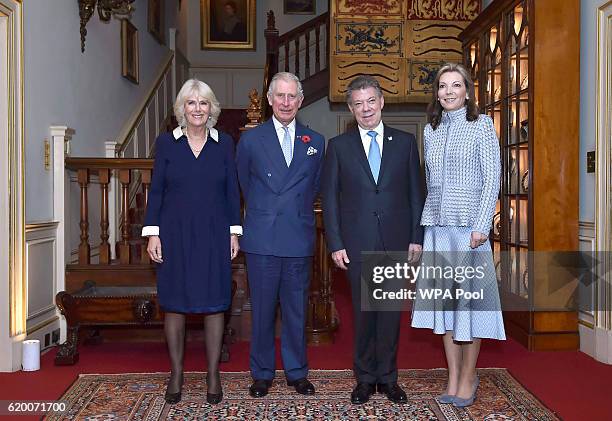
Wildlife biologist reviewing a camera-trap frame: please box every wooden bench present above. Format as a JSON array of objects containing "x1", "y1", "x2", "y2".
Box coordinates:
[{"x1": 54, "y1": 281, "x2": 235, "y2": 365}]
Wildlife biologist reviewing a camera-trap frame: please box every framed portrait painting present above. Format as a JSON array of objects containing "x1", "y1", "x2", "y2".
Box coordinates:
[
  {"x1": 284, "y1": 0, "x2": 315, "y2": 15},
  {"x1": 121, "y1": 19, "x2": 139, "y2": 84},
  {"x1": 201, "y1": 0, "x2": 256, "y2": 50},
  {"x1": 148, "y1": 0, "x2": 165, "y2": 44}
]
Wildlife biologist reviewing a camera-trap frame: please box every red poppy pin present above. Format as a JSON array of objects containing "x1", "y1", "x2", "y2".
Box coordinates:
[{"x1": 301, "y1": 135, "x2": 311, "y2": 143}]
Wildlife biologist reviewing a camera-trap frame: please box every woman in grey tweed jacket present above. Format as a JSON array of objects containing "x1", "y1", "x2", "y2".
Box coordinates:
[{"x1": 411, "y1": 63, "x2": 505, "y2": 408}]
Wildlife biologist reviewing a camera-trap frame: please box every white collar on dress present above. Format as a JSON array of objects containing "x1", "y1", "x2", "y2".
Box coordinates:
[{"x1": 172, "y1": 126, "x2": 219, "y2": 142}]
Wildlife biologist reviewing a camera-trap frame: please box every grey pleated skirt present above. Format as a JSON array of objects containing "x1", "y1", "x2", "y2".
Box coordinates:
[{"x1": 411, "y1": 226, "x2": 506, "y2": 341}]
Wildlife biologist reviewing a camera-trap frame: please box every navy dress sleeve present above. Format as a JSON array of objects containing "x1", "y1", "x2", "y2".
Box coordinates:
[
  {"x1": 144, "y1": 134, "x2": 169, "y2": 227},
  {"x1": 223, "y1": 133, "x2": 242, "y2": 226}
]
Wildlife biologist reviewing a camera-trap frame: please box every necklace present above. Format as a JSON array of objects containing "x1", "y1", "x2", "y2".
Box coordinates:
[
  {"x1": 188, "y1": 142, "x2": 203, "y2": 153},
  {"x1": 186, "y1": 128, "x2": 207, "y2": 153}
]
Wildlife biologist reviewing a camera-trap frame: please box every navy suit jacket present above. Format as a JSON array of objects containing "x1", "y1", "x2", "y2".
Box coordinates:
[
  {"x1": 321, "y1": 124, "x2": 424, "y2": 261},
  {"x1": 236, "y1": 118, "x2": 325, "y2": 257}
]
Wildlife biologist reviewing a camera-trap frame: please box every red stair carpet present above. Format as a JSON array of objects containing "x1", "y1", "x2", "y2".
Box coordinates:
[{"x1": 1, "y1": 276, "x2": 611, "y2": 420}]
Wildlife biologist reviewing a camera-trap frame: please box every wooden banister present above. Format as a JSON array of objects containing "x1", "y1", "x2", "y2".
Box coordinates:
[
  {"x1": 66, "y1": 158, "x2": 153, "y2": 170},
  {"x1": 263, "y1": 11, "x2": 329, "y2": 119},
  {"x1": 278, "y1": 12, "x2": 328, "y2": 44}
]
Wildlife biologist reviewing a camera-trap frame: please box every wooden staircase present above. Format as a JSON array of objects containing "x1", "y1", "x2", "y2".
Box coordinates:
[{"x1": 262, "y1": 11, "x2": 330, "y2": 117}]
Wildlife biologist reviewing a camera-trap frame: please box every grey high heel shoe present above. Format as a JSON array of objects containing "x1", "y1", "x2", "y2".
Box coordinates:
[
  {"x1": 453, "y1": 376, "x2": 479, "y2": 408},
  {"x1": 437, "y1": 393, "x2": 456, "y2": 404}
]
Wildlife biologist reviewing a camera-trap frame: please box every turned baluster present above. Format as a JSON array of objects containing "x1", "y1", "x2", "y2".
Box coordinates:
[
  {"x1": 284, "y1": 42, "x2": 290, "y2": 72},
  {"x1": 140, "y1": 169, "x2": 152, "y2": 264},
  {"x1": 294, "y1": 37, "x2": 300, "y2": 78},
  {"x1": 264, "y1": 10, "x2": 279, "y2": 76},
  {"x1": 315, "y1": 24, "x2": 321, "y2": 73},
  {"x1": 118, "y1": 169, "x2": 131, "y2": 264},
  {"x1": 306, "y1": 204, "x2": 336, "y2": 344},
  {"x1": 263, "y1": 10, "x2": 279, "y2": 120},
  {"x1": 98, "y1": 168, "x2": 111, "y2": 264},
  {"x1": 141, "y1": 169, "x2": 152, "y2": 206},
  {"x1": 325, "y1": 21, "x2": 329, "y2": 62},
  {"x1": 77, "y1": 169, "x2": 90, "y2": 265},
  {"x1": 305, "y1": 31, "x2": 311, "y2": 78}
]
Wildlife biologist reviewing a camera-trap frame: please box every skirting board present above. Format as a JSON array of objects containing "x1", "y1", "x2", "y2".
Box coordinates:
[{"x1": 580, "y1": 324, "x2": 612, "y2": 364}]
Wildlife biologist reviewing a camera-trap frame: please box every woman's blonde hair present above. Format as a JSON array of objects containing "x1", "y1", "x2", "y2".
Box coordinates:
[{"x1": 174, "y1": 79, "x2": 221, "y2": 128}]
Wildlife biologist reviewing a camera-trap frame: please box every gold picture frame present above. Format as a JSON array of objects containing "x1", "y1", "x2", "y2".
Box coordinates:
[
  {"x1": 148, "y1": 0, "x2": 165, "y2": 44},
  {"x1": 201, "y1": 0, "x2": 256, "y2": 50},
  {"x1": 121, "y1": 19, "x2": 139, "y2": 84}
]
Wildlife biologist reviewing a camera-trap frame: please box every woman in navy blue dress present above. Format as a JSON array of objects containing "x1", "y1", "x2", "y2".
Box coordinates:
[{"x1": 142, "y1": 79, "x2": 241, "y2": 405}]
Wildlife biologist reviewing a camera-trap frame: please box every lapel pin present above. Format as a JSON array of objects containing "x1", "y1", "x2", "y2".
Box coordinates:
[{"x1": 307, "y1": 146, "x2": 318, "y2": 156}]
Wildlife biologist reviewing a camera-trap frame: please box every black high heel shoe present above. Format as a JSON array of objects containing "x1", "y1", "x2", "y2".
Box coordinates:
[
  {"x1": 206, "y1": 371, "x2": 223, "y2": 404},
  {"x1": 164, "y1": 373, "x2": 183, "y2": 404},
  {"x1": 206, "y1": 390, "x2": 223, "y2": 404}
]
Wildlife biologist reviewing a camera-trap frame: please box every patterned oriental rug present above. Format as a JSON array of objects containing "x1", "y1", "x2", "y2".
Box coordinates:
[{"x1": 44, "y1": 369, "x2": 559, "y2": 420}]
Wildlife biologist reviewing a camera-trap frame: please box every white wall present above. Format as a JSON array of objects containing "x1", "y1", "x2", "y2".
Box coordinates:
[
  {"x1": 177, "y1": 0, "x2": 190, "y2": 55},
  {"x1": 578, "y1": 0, "x2": 612, "y2": 364},
  {"x1": 23, "y1": 0, "x2": 174, "y2": 222}
]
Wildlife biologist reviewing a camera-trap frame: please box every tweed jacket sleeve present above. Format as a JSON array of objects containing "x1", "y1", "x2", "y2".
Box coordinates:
[
  {"x1": 420, "y1": 108, "x2": 501, "y2": 234},
  {"x1": 472, "y1": 116, "x2": 501, "y2": 235}
]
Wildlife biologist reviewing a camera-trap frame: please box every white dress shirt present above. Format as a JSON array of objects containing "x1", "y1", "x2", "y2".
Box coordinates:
[
  {"x1": 141, "y1": 126, "x2": 243, "y2": 237},
  {"x1": 358, "y1": 120, "x2": 384, "y2": 158},
  {"x1": 272, "y1": 115, "x2": 296, "y2": 160}
]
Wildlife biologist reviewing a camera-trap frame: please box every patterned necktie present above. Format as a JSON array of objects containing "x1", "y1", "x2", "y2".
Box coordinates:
[
  {"x1": 367, "y1": 130, "x2": 381, "y2": 183},
  {"x1": 281, "y1": 126, "x2": 292, "y2": 167}
]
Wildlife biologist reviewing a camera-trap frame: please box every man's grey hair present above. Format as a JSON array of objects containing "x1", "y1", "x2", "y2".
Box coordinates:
[
  {"x1": 345, "y1": 75, "x2": 383, "y2": 104},
  {"x1": 267, "y1": 72, "x2": 304, "y2": 98}
]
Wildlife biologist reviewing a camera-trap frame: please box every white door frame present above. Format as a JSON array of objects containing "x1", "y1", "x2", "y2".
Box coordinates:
[
  {"x1": 0, "y1": 0, "x2": 25, "y2": 372},
  {"x1": 594, "y1": 1, "x2": 612, "y2": 363}
]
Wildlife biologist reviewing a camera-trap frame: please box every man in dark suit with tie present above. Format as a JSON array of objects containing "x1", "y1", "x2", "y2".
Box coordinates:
[
  {"x1": 321, "y1": 75, "x2": 424, "y2": 404},
  {"x1": 236, "y1": 72, "x2": 325, "y2": 398}
]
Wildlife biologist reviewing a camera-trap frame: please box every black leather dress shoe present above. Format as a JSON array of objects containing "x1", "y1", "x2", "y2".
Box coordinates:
[
  {"x1": 377, "y1": 382, "x2": 407, "y2": 403},
  {"x1": 287, "y1": 378, "x2": 315, "y2": 395},
  {"x1": 351, "y1": 382, "x2": 375, "y2": 404},
  {"x1": 249, "y1": 379, "x2": 273, "y2": 398}
]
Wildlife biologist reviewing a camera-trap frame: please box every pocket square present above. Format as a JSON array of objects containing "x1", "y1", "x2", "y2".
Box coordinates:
[{"x1": 307, "y1": 146, "x2": 318, "y2": 156}]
